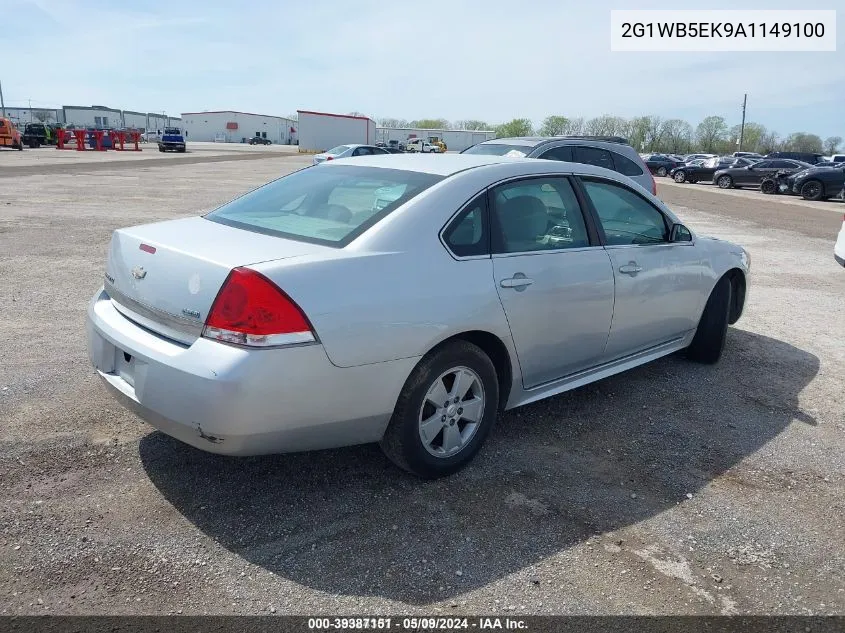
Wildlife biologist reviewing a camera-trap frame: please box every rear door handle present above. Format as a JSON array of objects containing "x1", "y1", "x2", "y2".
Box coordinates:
[
  {"x1": 500, "y1": 276, "x2": 534, "y2": 289},
  {"x1": 618, "y1": 263, "x2": 642, "y2": 275}
]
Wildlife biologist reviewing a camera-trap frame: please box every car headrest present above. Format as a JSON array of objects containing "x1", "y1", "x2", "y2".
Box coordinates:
[{"x1": 498, "y1": 196, "x2": 548, "y2": 242}]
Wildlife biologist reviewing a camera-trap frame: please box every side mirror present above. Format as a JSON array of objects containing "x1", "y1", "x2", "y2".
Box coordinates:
[{"x1": 670, "y1": 223, "x2": 693, "y2": 243}]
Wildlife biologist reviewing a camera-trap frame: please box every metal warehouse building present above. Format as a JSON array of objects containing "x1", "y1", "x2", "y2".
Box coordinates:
[
  {"x1": 374, "y1": 127, "x2": 496, "y2": 152},
  {"x1": 297, "y1": 110, "x2": 376, "y2": 152},
  {"x1": 181, "y1": 111, "x2": 297, "y2": 144}
]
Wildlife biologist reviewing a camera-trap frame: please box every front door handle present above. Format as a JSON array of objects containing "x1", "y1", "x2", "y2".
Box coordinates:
[
  {"x1": 618, "y1": 262, "x2": 643, "y2": 275},
  {"x1": 500, "y1": 276, "x2": 534, "y2": 289}
]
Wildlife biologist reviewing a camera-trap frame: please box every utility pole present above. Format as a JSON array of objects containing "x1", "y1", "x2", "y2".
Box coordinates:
[
  {"x1": 738, "y1": 93, "x2": 747, "y2": 152},
  {"x1": 0, "y1": 79, "x2": 5, "y2": 117},
  {"x1": 29, "y1": 98, "x2": 32, "y2": 122}
]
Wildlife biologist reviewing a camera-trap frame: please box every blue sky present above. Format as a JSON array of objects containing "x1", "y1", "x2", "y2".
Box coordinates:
[{"x1": 2, "y1": 0, "x2": 843, "y2": 139}]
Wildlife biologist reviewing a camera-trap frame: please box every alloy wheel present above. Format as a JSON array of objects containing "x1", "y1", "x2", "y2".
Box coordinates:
[{"x1": 418, "y1": 366, "x2": 485, "y2": 458}]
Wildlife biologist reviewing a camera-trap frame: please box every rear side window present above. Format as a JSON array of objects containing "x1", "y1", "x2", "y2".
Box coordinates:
[
  {"x1": 610, "y1": 152, "x2": 644, "y2": 176},
  {"x1": 574, "y1": 146, "x2": 614, "y2": 171},
  {"x1": 206, "y1": 165, "x2": 442, "y2": 247},
  {"x1": 443, "y1": 194, "x2": 488, "y2": 257}
]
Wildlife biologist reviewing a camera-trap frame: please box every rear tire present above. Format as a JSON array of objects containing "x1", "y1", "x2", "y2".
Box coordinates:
[
  {"x1": 380, "y1": 340, "x2": 499, "y2": 479},
  {"x1": 673, "y1": 171, "x2": 687, "y2": 183},
  {"x1": 800, "y1": 180, "x2": 823, "y2": 201},
  {"x1": 657, "y1": 166, "x2": 668, "y2": 177},
  {"x1": 686, "y1": 276, "x2": 731, "y2": 364}
]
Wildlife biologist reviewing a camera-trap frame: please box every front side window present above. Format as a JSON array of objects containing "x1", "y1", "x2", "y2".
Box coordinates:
[
  {"x1": 490, "y1": 178, "x2": 590, "y2": 253},
  {"x1": 538, "y1": 146, "x2": 573, "y2": 162},
  {"x1": 575, "y1": 146, "x2": 614, "y2": 171},
  {"x1": 611, "y1": 152, "x2": 644, "y2": 176},
  {"x1": 580, "y1": 178, "x2": 668, "y2": 246},
  {"x1": 206, "y1": 165, "x2": 442, "y2": 246},
  {"x1": 462, "y1": 143, "x2": 531, "y2": 157}
]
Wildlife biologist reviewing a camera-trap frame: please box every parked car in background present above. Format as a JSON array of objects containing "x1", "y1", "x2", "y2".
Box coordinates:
[
  {"x1": 158, "y1": 127, "x2": 186, "y2": 153},
  {"x1": 248, "y1": 136, "x2": 272, "y2": 145},
  {"x1": 383, "y1": 146, "x2": 404, "y2": 154},
  {"x1": 670, "y1": 156, "x2": 757, "y2": 184},
  {"x1": 684, "y1": 153, "x2": 718, "y2": 162},
  {"x1": 388, "y1": 140, "x2": 406, "y2": 152},
  {"x1": 406, "y1": 139, "x2": 439, "y2": 153},
  {"x1": 461, "y1": 136, "x2": 657, "y2": 194},
  {"x1": 835, "y1": 215, "x2": 845, "y2": 267},
  {"x1": 21, "y1": 122, "x2": 53, "y2": 147},
  {"x1": 765, "y1": 151, "x2": 825, "y2": 165},
  {"x1": 787, "y1": 164, "x2": 845, "y2": 201},
  {"x1": 713, "y1": 158, "x2": 813, "y2": 189},
  {"x1": 732, "y1": 151, "x2": 763, "y2": 159},
  {"x1": 829, "y1": 154, "x2": 845, "y2": 164},
  {"x1": 86, "y1": 154, "x2": 749, "y2": 478},
  {"x1": 312, "y1": 144, "x2": 389, "y2": 164},
  {"x1": 644, "y1": 154, "x2": 684, "y2": 177}
]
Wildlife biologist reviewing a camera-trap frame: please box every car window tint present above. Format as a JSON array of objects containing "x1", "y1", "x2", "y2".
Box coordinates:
[
  {"x1": 491, "y1": 178, "x2": 589, "y2": 253},
  {"x1": 581, "y1": 178, "x2": 669, "y2": 246},
  {"x1": 538, "y1": 146, "x2": 573, "y2": 162},
  {"x1": 611, "y1": 152, "x2": 644, "y2": 176},
  {"x1": 575, "y1": 146, "x2": 614, "y2": 171},
  {"x1": 755, "y1": 160, "x2": 775, "y2": 168},
  {"x1": 443, "y1": 194, "x2": 488, "y2": 257},
  {"x1": 353, "y1": 147, "x2": 371, "y2": 156}
]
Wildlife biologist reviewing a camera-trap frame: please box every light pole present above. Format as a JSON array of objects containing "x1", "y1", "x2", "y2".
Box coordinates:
[{"x1": 738, "y1": 93, "x2": 747, "y2": 152}]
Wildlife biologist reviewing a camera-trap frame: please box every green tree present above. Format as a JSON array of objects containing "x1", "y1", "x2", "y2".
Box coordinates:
[
  {"x1": 539, "y1": 115, "x2": 570, "y2": 136},
  {"x1": 495, "y1": 118, "x2": 534, "y2": 137},
  {"x1": 730, "y1": 122, "x2": 766, "y2": 154},
  {"x1": 695, "y1": 116, "x2": 728, "y2": 153},
  {"x1": 783, "y1": 132, "x2": 823, "y2": 153},
  {"x1": 454, "y1": 120, "x2": 490, "y2": 130},
  {"x1": 409, "y1": 118, "x2": 450, "y2": 130},
  {"x1": 759, "y1": 130, "x2": 781, "y2": 154},
  {"x1": 378, "y1": 117, "x2": 410, "y2": 128},
  {"x1": 824, "y1": 136, "x2": 842, "y2": 154},
  {"x1": 584, "y1": 115, "x2": 629, "y2": 137},
  {"x1": 660, "y1": 119, "x2": 693, "y2": 154}
]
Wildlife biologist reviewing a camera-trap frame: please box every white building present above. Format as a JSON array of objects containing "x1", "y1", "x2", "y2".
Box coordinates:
[
  {"x1": 297, "y1": 110, "x2": 376, "y2": 152},
  {"x1": 180, "y1": 110, "x2": 297, "y2": 144},
  {"x1": 374, "y1": 127, "x2": 495, "y2": 152},
  {"x1": 2, "y1": 107, "x2": 63, "y2": 127},
  {"x1": 62, "y1": 105, "x2": 123, "y2": 129}
]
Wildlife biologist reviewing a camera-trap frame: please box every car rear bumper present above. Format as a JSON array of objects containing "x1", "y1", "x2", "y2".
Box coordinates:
[
  {"x1": 835, "y1": 253, "x2": 845, "y2": 267},
  {"x1": 87, "y1": 287, "x2": 416, "y2": 455}
]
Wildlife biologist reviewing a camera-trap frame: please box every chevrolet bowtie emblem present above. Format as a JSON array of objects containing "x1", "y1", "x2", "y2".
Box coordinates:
[{"x1": 131, "y1": 266, "x2": 147, "y2": 280}]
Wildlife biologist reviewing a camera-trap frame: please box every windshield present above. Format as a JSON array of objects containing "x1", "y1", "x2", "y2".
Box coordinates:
[
  {"x1": 326, "y1": 145, "x2": 351, "y2": 155},
  {"x1": 461, "y1": 143, "x2": 531, "y2": 157},
  {"x1": 205, "y1": 165, "x2": 443, "y2": 246}
]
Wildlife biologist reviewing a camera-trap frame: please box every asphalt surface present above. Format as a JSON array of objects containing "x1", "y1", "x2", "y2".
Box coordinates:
[{"x1": 1, "y1": 152, "x2": 843, "y2": 616}]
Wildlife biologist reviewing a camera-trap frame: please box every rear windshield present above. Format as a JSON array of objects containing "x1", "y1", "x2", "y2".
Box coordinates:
[
  {"x1": 326, "y1": 145, "x2": 350, "y2": 154},
  {"x1": 462, "y1": 143, "x2": 532, "y2": 157},
  {"x1": 205, "y1": 165, "x2": 443, "y2": 246},
  {"x1": 164, "y1": 128, "x2": 181, "y2": 134}
]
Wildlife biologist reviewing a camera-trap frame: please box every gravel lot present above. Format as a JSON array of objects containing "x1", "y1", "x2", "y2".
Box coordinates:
[{"x1": 1, "y1": 149, "x2": 843, "y2": 616}]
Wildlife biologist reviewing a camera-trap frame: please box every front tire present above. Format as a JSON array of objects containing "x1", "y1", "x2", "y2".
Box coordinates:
[
  {"x1": 657, "y1": 166, "x2": 668, "y2": 177},
  {"x1": 760, "y1": 179, "x2": 777, "y2": 195},
  {"x1": 717, "y1": 175, "x2": 733, "y2": 189},
  {"x1": 800, "y1": 180, "x2": 823, "y2": 201},
  {"x1": 380, "y1": 340, "x2": 499, "y2": 479},
  {"x1": 673, "y1": 171, "x2": 687, "y2": 183},
  {"x1": 686, "y1": 276, "x2": 731, "y2": 364}
]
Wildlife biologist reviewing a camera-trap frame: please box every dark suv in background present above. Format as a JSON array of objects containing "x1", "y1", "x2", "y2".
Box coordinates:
[
  {"x1": 765, "y1": 151, "x2": 825, "y2": 165},
  {"x1": 461, "y1": 136, "x2": 657, "y2": 195}
]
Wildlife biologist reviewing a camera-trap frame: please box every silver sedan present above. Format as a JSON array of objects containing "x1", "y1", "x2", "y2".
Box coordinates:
[{"x1": 87, "y1": 154, "x2": 750, "y2": 478}]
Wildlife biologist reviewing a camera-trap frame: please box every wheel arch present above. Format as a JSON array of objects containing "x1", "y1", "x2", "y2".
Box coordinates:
[
  {"x1": 723, "y1": 267, "x2": 746, "y2": 324},
  {"x1": 420, "y1": 330, "x2": 514, "y2": 411}
]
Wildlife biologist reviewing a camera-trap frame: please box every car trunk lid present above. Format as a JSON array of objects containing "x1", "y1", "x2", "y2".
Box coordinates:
[{"x1": 104, "y1": 216, "x2": 326, "y2": 344}]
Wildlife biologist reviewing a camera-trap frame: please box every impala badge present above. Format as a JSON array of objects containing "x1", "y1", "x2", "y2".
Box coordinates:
[{"x1": 131, "y1": 266, "x2": 147, "y2": 280}]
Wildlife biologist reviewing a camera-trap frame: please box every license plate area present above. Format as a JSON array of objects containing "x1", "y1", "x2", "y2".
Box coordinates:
[{"x1": 114, "y1": 347, "x2": 136, "y2": 388}]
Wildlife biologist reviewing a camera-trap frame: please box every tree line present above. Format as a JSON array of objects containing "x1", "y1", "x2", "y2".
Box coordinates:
[{"x1": 370, "y1": 114, "x2": 841, "y2": 156}]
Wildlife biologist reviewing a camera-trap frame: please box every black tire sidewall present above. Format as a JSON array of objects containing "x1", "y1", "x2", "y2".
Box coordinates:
[
  {"x1": 801, "y1": 181, "x2": 822, "y2": 201},
  {"x1": 389, "y1": 343, "x2": 498, "y2": 478},
  {"x1": 718, "y1": 176, "x2": 732, "y2": 188}
]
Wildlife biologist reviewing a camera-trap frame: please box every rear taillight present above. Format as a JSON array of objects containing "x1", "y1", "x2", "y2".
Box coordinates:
[
  {"x1": 325, "y1": 155, "x2": 333, "y2": 161},
  {"x1": 203, "y1": 267, "x2": 315, "y2": 348}
]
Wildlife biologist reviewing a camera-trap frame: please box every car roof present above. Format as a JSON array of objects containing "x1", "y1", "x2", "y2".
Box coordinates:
[{"x1": 322, "y1": 153, "x2": 534, "y2": 175}]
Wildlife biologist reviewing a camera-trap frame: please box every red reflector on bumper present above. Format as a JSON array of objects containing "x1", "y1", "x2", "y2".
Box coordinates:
[{"x1": 139, "y1": 244, "x2": 156, "y2": 254}]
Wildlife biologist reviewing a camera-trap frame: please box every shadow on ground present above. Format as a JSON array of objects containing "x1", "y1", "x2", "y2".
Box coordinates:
[{"x1": 140, "y1": 329, "x2": 818, "y2": 603}]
